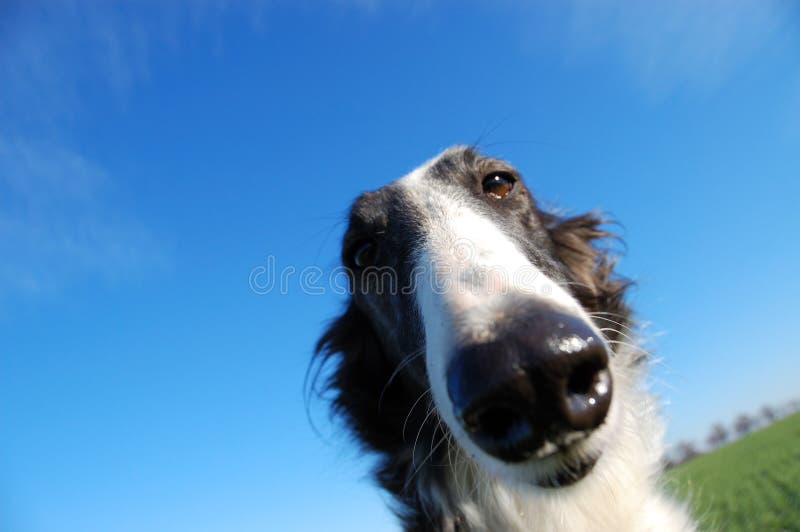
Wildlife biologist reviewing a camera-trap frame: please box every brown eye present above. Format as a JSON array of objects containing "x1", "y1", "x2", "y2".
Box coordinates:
[
  {"x1": 352, "y1": 241, "x2": 377, "y2": 268},
  {"x1": 482, "y1": 172, "x2": 515, "y2": 199}
]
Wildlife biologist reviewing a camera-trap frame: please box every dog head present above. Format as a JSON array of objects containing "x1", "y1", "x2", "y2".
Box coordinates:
[{"x1": 314, "y1": 146, "x2": 632, "y2": 515}]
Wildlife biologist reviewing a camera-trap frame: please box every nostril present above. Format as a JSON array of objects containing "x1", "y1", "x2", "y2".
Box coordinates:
[
  {"x1": 567, "y1": 360, "x2": 604, "y2": 397},
  {"x1": 462, "y1": 403, "x2": 538, "y2": 462},
  {"x1": 470, "y1": 405, "x2": 525, "y2": 439},
  {"x1": 564, "y1": 356, "x2": 613, "y2": 430}
]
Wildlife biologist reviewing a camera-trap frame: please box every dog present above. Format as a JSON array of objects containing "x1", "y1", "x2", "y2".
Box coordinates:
[{"x1": 313, "y1": 146, "x2": 694, "y2": 531}]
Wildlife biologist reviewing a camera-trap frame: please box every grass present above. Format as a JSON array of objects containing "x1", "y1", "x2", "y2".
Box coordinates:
[{"x1": 666, "y1": 411, "x2": 800, "y2": 531}]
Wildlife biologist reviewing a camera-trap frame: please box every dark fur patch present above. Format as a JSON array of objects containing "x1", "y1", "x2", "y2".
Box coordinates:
[
  {"x1": 541, "y1": 211, "x2": 633, "y2": 342},
  {"x1": 314, "y1": 303, "x2": 450, "y2": 530}
]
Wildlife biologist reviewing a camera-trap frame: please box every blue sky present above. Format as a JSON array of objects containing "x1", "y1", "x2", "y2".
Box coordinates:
[{"x1": 1, "y1": 1, "x2": 799, "y2": 531}]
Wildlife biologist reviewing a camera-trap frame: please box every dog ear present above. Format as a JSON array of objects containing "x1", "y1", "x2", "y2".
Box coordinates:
[
  {"x1": 313, "y1": 304, "x2": 449, "y2": 531},
  {"x1": 313, "y1": 301, "x2": 413, "y2": 452},
  {"x1": 542, "y1": 211, "x2": 632, "y2": 329}
]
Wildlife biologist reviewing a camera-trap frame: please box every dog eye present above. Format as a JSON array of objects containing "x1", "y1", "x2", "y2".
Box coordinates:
[
  {"x1": 352, "y1": 240, "x2": 377, "y2": 268},
  {"x1": 482, "y1": 172, "x2": 515, "y2": 199}
]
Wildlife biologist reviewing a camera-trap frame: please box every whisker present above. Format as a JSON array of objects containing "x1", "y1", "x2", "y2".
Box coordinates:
[
  {"x1": 411, "y1": 404, "x2": 438, "y2": 469},
  {"x1": 402, "y1": 387, "x2": 432, "y2": 442},
  {"x1": 589, "y1": 315, "x2": 636, "y2": 335},
  {"x1": 378, "y1": 348, "x2": 425, "y2": 410},
  {"x1": 430, "y1": 418, "x2": 448, "y2": 467},
  {"x1": 445, "y1": 433, "x2": 465, "y2": 499},
  {"x1": 604, "y1": 339, "x2": 652, "y2": 357},
  {"x1": 588, "y1": 310, "x2": 635, "y2": 322},
  {"x1": 599, "y1": 326, "x2": 639, "y2": 346},
  {"x1": 647, "y1": 375, "x2": 678, "y2": 393},
  {"x1": 406, "y1": 432, "x2": 450, "y2": 490}
]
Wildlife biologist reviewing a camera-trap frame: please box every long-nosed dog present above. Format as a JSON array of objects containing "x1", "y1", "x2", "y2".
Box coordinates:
[{"x1": 314, "y1": 146, "x2": 694, "y2": 531}]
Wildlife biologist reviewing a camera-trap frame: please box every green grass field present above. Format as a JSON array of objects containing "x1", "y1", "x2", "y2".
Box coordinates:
[{"x1": 667, "y1": 411, "x2": 800, "y2": 531}]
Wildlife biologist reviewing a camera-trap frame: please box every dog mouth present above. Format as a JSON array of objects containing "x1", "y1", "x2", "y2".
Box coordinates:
[
  {"x1": 533, "y1": 449, "x2": 601, "y2": 488},
  {"x1": 507, "y1": 430, "x2": 602, "y2": 488},
  {"x1": 455, "y1": 402, "x2": 606, "y2": 488}
]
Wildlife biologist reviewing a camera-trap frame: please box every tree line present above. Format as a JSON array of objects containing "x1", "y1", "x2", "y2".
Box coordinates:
[{"x1": 668, "y1": 398, "x2": 800, "y2": 467}]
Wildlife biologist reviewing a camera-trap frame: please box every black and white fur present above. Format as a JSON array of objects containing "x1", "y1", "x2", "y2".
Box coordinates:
[{"x1": 314, "y1": 146, "x2": 694, "y2": 531}]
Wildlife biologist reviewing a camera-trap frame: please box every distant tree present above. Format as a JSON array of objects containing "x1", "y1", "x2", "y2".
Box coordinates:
[
  {"x1": 734, "y1": 413, "x2": 754, "y2": 436},
  {"x1": 760, "y1": 405, "x2": 777, "y2": 423},
  {"x1": 706, "y1": 423, "x2": 728, "y2": 448},
  {"x1": 676, "y1": 441, "x2": 700, "y2": 463}
]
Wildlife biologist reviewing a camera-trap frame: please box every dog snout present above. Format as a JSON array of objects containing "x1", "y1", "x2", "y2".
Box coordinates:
[{"x1": 446, "y1": 311, "x2": 612, "y2": 463}]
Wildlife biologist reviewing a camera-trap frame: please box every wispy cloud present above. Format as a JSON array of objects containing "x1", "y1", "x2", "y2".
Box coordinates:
[
  {"x1": 0, "y1": 1, "x2": 271, "y2": 128},
  {"x1": 0, "y1": 1, "x2": 205, "y2": 301},
  {"x1": 0, "y1": 0, "x2": 392, "y2": 304},
  {"x1": 560, "y1": 0, "x2": 797, "y2": 97},
  {"x1": 0, "y1": 136, "x2": 164, "y2": 300}
]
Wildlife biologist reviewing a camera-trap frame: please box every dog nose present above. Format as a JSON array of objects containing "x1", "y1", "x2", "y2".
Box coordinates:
[{"x1": 446, "y1": 311, "x2": 612, "y2": 463}]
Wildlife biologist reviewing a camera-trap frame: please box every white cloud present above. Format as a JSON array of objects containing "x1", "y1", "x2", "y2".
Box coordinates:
[
  {"x1": 561, "y1": 0, "x2": 795, "y2": 97},
  {"x1": 0, "y1": 1, "x2": 271, "y2": 128},
  {"x1": 0, "y1": 1, "x2": 248, "y2": 303},
  {"x1": 0, "y1": 136, "x2": 165, "y2": 300}
]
